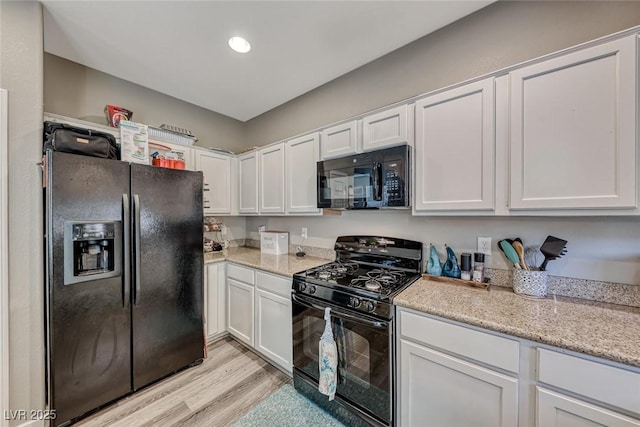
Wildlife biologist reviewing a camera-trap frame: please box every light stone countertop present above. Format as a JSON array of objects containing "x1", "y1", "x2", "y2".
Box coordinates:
[
  {"x1": 204, "y1": 247, "x2": 330, "y2": 277},
  {"x1": 395, "y1": 279, "x2": 640, "y2": 368}
]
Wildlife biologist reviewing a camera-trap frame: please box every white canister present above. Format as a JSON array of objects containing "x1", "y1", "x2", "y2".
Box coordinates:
[{"x1": 260, "y1": 231, "x2": 289, "y2": 255}]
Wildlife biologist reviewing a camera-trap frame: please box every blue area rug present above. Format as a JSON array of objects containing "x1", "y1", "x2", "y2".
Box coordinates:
[{"x1": 232, "y1": 384, "x2": 345, "y2": 427}]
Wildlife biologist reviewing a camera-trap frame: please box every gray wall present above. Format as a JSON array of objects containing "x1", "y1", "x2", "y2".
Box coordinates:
[
  {"x1": 244, "y1": 1, "x2": 640, "y2": 146},
  {"x1": 44, "y1": 54, "x2": 246, "y2": 153},
  {"x1": 0, "y1": 1, "x2": 45, "y2": 424}
]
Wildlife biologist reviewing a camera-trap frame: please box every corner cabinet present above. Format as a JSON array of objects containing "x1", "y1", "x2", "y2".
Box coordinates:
[
  {"x1": 509, "y1": 34, "x2": 637, "y2": 211},
  {"x1": 414, "y1": 78, "x2": 495, "y2": 213},
  {"x1": 286, "y1": 133, "x2": 321, "y2": 214},
  {"x1": 195, "y1": 150, "x2": 233, "y2": 215},
  {"x1": 258, "y1": 143, "x2": 286, "y2": 214},
  {"x1": 238, "y1": 151, "x2": 259, "y2": 215}
]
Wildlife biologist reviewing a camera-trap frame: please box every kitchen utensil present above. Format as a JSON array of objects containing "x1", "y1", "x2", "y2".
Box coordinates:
[
  {"x1": 498, "y1": 240, "x2": 521, "y2": 269},
  {"x1": 511, "y1": 240, "x2": 529, "y2": 270},
  {"x1": 524, "y1": 246, "x2": 541, "y2": 268},
  {"x1": 539, "y1": 235, "x2": 568, "y2": 271}
]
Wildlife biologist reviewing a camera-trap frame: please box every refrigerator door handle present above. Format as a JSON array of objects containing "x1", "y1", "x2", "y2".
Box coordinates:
[
  {"x1": 133, "y1": 194, "x2": 141, "y2": 305},
  {"x1": 123, "y1": 194, "x2": 130, "y2": 308}
]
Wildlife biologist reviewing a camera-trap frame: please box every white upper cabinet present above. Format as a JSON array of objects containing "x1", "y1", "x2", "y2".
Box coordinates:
[
  {"x1": 414, "y1": 78, "x2": 495, "y2": 212},
  {"x1": 259, "y1": 142, "x2": 286, "y2": 214},
  {"x1": 238, "y1": 151, "x2": 259, "y2": 214},
  {"x1": 509, "y1": 35, "x2": 637, "y2": 211},
  {"x1": 362, "y1": 104, "x2": 410, "y2": 151},
  {"x1": 320, "y1": 120, "x2": 358, "y2": 160},
  {"x1": 195, "y1": 150, "x2": 232, "y2": 215},
  {"x1": 286, "y1": 133, "x2": 321, "y2": 214}
]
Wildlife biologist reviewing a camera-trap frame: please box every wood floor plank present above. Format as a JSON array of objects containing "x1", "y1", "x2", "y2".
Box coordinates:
[{"x1": 75, "y1": 336, "x2": 291, "y2": 427}]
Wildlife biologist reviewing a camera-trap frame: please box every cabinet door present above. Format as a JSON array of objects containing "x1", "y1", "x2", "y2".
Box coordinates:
[
  {"x1": 227, "y1": 278, "x2": 254, "y2": 346},
  {"x1": 255, "y1": 289, "x2": 292, "y2": 373},
  {"x1": 320, "y1": 120, "x2": 358, "y2": 160},
  {"x1": 414, "y1": 78, "x2": 495, "y2": 212},
  {"x1": 510, "y1": 35, "x2": 637, "y2": 210},
  {"x1": 259, "y1": 143, "x2": 286, "y2": 214},
  {"x1": 362, "y1": 104, "x2": 409, "y2": 151},
  {"x1": 205, "y1": 263, "x2": 226, "y2": 340},
  {"x1": 148, "y1": 140, "x2": 195, "y2": 170},
  {"x1": 537, "y1": 388, "x2": 640, "y2": 427},
  {"x1": 238, "y1": 151, "x2": 259, "y2": 214},
  {"x1": 399, "y1": 339, "x2": 518, "y2": 427},
  {"x1": 195, "y1": 150, "x2": 231, "y2": 214},
  {"x1": 286, "y1": 133, "x2": 320, "y2": 214}
]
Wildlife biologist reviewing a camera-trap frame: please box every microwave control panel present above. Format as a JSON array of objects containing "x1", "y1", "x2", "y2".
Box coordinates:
[{"x1": 383, "y1": 160, "x2": 405, "y2": 204}]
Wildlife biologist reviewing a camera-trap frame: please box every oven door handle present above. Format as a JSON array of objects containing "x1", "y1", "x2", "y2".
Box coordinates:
[{"x1": 291, "y1": 293, "x2": 388, "y2": 329}]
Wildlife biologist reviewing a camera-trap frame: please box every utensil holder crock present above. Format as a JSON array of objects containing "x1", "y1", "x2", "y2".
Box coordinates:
[{"x1": 512, "y1": 269, "x2": 548, "y2": 298}]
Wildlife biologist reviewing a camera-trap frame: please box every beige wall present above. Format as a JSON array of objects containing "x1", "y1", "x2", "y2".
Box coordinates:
[
  {"x1": 0, "y1": 1, "x2": 44, "y2": 424},
  {"x1": 244, "y1": 1, "x2": 640, "y2": 146},
  {"x1": 44, "y1": 54, "x2": 246, "y2": 153}
]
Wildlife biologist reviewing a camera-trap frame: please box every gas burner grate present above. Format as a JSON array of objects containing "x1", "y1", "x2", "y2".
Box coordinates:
[
  {"x1": 309, "y1": 261, "x2": 359, "y2": 280},
  {"x1": 349, "y1": 268, "x2": 407, "y2": 295}
]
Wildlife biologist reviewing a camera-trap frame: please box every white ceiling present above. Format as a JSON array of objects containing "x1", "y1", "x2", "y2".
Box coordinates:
[{"x1": 42, "y1": 1, "x2": 493, "y2": 122}]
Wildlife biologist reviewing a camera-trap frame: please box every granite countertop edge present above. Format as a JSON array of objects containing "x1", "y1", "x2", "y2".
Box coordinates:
[
  {"x1": 394, "y1": 279, "x2": 640, "y2": 369},
  {"x1": 204, "y1": 247, "x2": 329, "y2": 277}
]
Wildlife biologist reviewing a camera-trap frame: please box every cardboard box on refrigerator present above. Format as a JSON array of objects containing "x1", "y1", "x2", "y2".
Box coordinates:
[
  {"x1": 120, "y1": 120, "x2": 149, "y2": 164},
  {"x1": 260, "y1": 231, "x2": 289, "y2": 255}
]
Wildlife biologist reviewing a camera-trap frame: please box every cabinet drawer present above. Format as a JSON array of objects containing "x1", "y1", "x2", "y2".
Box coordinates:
[
  {"x1": 256, "y1": 271, "x2": 291, "y2": 299},
  {"x1": 227, "y1": 263, "x2": 255, "y2": 285},
  {"x1": 537, "y1": 348, "x2": 640, "y2": 415},
  {"x1": 399, "y1": 310, "x2": 519, "y2": 373}
]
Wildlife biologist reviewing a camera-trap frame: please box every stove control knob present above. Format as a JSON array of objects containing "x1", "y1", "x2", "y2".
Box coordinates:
[
  {"x1": 364, "y1": 301, "x2": 375, "y2": 312},
  {"x1": 299, "y1": 283, "x2": 306, "y2": 292},
  {"x1": 350, "y1": 297, "x2": 361, "y2": 308},
  {"x1": 309, "y1": 285, "x2": 316, "y2": 295}
]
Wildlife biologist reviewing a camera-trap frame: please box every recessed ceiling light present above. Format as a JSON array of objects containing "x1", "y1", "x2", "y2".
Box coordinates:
[{"x1": 228, "y1": 36, "x2": 251, "y2": 54}]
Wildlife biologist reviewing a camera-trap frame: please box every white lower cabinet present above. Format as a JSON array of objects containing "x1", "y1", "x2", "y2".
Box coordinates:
[
  {"x1": 227, "y1": 278, "x2": 254, "y2": 346},
  {"x1": 225, "y1": 264, "x2": 293, "y2": 374},
  {"x1": 400, "y1": 339, "x2": 518, "y2": 427},
  {"x1": 204, "y1": 262, "x2": 226, "y2": 341},
  {"x1": 397, "y1": 307, "x2": 640, "y2": 427},
  {"x1": 537, "y1": 388, "x2": 640, "y2": 427},
  {"x1": 398, "y1": 309, "x2": 519, "y2": 427}
]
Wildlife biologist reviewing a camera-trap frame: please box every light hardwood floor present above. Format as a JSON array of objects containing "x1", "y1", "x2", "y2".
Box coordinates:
[{"x1": 77, "y1": 336, "x2": 290, "y2": 427}]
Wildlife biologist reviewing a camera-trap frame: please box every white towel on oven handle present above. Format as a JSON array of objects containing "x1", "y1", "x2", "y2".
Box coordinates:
[{"x1": 318, "y1": 307, "x2": 337, "y2": 401}]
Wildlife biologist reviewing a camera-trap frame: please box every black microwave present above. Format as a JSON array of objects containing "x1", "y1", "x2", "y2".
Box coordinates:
[{"x1": 317, "y1": 145, "x2": 410, "y2": 209}]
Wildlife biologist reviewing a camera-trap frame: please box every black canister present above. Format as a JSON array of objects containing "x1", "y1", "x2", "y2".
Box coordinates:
[{"x1": 460, "y1": 253, "x2": 472, "y2": 280}]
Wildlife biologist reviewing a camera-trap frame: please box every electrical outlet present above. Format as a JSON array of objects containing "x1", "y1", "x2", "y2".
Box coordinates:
[
  {"x1": 477, "y1": 237, "x2": 492, "y2": 256},
  {"x1": 301, "y1": 227, "x2": 308, "y2": 239}
]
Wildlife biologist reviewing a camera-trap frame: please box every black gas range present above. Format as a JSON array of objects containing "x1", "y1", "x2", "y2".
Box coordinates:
[{"x1": 291, "y1": 236, "x2": 423, "y2": 427}]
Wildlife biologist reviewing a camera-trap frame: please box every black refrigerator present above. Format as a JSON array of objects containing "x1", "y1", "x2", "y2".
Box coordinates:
[{"x1": 44, "y1": 150, "x2": 204, "y2": 426}]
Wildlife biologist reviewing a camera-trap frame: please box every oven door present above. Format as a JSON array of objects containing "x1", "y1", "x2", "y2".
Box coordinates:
[{"x1": 292, "y1": 293, "x2": 392, "y2": 424}]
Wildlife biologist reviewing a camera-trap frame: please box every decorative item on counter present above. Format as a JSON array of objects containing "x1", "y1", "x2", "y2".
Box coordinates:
[
  {"x1": 104, "y1": 104, "x2": 133, "y2": 128},
  {"x1": 425, "y1": 244, "x2": 442, "y2": 276},
  {"x1": 442, "y1": 245, "x2": 461, "y2": 279},
  {"x1": 472, "y1": 252, "x2": 485, "y2": 283},
  {"x1": 460, "y1": 253, "x2": 472, "y2": 281}
]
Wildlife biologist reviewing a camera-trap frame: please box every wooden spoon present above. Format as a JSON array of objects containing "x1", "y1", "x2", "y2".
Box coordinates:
[{"x1": 511, "y1": 240, "x2": 529, "y2": 270}]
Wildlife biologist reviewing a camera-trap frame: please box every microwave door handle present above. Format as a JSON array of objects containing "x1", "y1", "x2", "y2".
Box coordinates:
[
  {"x1": 373, "y1": 162, "x2": 383, "y2": 201},
  {"x1": 291, "y1": 293, "x2": 387, "y2": 329}
]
